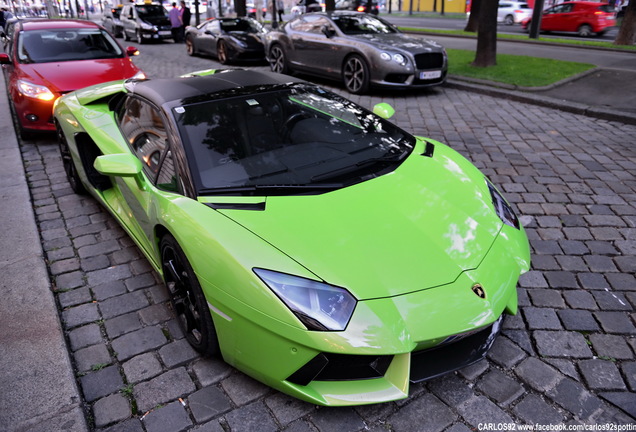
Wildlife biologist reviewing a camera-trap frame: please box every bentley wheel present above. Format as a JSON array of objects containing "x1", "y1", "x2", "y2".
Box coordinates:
[
  {"x1": 217, "y1": 40, "x2": 229, "y2": 65},
  {"x1": 56, "y1": 124, "x2": 86, "y2": 195},
  {"x1": 161, "y1": 234, "x2": 219, "y2": 357},
  {"x1": 269, "y1": 44, "x2": 288, "y2": 74},
  {"x1": 343, "y1": 54, "x2": 370, "y2": 94},
  {"x1": 185, "y1": 36, "x2": 195, "y2": 56}
]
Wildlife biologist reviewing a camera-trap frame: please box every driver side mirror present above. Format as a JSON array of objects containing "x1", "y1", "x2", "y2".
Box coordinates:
[
  {"x1": 0, "y1": 53, "x2": 11, "y2": 65},
  {"x1": 126, "y1": 46, "x2": 140, "y2": 56},
  {"x1": 94, "y1": 153, "x2": 147, "y2": 190}
]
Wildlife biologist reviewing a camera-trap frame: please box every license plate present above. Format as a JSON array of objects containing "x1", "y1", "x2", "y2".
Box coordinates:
[
  {"x1": 159, "y1": 31, "x2": 171, "y2": 36},
  {"x1": 420, "y1": 70, "x2": 442, "y2": 80}
]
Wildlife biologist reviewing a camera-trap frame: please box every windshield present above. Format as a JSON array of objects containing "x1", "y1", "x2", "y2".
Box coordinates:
[
  {"x1": 220, "y1": 18, "x2": 263, "y2": 33},
  {"x1": 332, "y1": 14, "x2": 399, "y2": 35},
  {"x1": 174, "y1": 85, "x2": 415, "y2": 196},
  {"x1": 136, "y1": 5, "x2": 167, "y2": 17},
  {"x1": 18, "y1": 28, "x2": 124, "y2": 63}
]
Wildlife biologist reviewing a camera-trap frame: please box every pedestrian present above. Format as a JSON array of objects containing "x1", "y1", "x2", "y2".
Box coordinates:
[
  {"x1": 276, "y1": 0, "x2": 284, "y2": 22},
  {"x1": 179, "y1": 1, "x2": 191, "y2": 42},
  {"x1": 169, "y1": 2, "x2": 182, "y2": 42}
]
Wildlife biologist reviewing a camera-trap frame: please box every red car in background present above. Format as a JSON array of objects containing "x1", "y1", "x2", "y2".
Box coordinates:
[
  {"x1": 0, "y1": 19, "x2": 145, "y2": 138},
  {"x1": 521, "y1": 1, "x2": 616, "y2": 37}
]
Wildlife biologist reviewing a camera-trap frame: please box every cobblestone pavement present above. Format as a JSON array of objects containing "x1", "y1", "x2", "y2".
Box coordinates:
[{"x1": 18, "y1": 41, "x2": 636, "y2": 431}]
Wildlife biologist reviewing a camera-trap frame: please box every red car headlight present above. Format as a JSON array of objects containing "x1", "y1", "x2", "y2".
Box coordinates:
[{"x1": 17, "y1": 79, "x2": 55, "y2": 101}]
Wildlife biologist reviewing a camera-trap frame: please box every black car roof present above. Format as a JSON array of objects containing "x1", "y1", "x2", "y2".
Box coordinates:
[{"x1": 127, "y1": 70, "x2": 306, "y2": 106}]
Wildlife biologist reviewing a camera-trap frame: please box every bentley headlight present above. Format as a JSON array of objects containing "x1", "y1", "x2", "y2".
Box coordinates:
[
  {"x1": 487, "y1": 180, "x2": 520, "y2": 229},
  {"x1": 393, "y1": 53, "x2": 406, "y2": 65},
  {"x1": 17, "y1": 80, "x2": 55, "y2": 101},
  {"x1": 254, "y1": 268, "x2": 356, "y2": 331}
]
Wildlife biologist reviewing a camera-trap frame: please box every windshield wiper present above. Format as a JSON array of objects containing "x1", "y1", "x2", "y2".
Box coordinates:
[
  {"x1": 199, "y1": 183, "x2": 342, "y2": 196},
  {"x1": 311, "y1": 151, "x2": 408, "y2": 182}
]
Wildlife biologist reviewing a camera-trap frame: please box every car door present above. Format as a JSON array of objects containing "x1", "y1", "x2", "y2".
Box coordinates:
[
  {"x1": 199, "y1": 20, "x2": 220, "y2": 56},
  {"x1": 288, "y1": 15, "x2": 341, "y2": 77},
  {"x1": 541, "y1": 3, "x2": 573, "y2": 32},
  {"x1": 113, "y1": 96, "x2": 184, "y2": 261}
]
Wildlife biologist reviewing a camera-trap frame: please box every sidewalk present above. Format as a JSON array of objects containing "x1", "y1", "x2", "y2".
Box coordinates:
[{"x1": 0, "y1": 73, "x2": 88, "y2": 431}]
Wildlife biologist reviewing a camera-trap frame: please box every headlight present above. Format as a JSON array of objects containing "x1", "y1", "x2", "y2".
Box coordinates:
[
  {"x1": 487, "y1": 180, "x2": 520, "y2": 229},
  {"x1": 132, "y1": 70, "x2": 147, "y2": 80},
  {"x1": 254, "y1": 268, "x2": 357, "y2": 331},
  {"x1": 393, "y1": 53, "x2": 406, "y2": 65},
  {"x1": 140, "y1": 21, "x2": 154, "y2": 30},
  {"x1": 17, "y1": 79, "x2": 55, "y2": 101}
]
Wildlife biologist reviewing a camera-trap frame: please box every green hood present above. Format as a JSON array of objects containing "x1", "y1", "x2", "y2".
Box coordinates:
[{"x1": 215, "y1": 142, "x2": 503, "y2": 300}]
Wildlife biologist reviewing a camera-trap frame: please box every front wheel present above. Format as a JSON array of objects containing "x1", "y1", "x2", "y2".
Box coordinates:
[
  {"x1": 160, "y1": 234, "x2": 219, "y2": 357},
  {"x1": 577, "y1": 24, "x2": 593, "y2": 37},
  {"x1": 56, "y1": 124, "x2": 86, "y2": 195},
  {"x1": 504, "y1": 15, "x2": 514, "y2": 25},
  {"x1": 343, "y1": 54, "x2": 370, "y2": 94},
  {"x1": 269, "y1": 44, "x2": 289, "y2": 74}
]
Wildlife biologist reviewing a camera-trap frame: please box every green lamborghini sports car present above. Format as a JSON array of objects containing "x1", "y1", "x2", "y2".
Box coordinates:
[{"x1": 53, "y1": 69, "x2": 530, "y2": 406}]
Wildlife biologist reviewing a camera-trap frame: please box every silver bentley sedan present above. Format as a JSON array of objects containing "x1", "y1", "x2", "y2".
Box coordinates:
[{"x1": 264, "y1": 11, "x2": 447, "y2": 94}]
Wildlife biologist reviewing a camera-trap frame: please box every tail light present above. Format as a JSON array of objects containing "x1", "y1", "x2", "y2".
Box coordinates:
[{"x1": 356, "y1": 5, "x2": 365, "y2": 11}]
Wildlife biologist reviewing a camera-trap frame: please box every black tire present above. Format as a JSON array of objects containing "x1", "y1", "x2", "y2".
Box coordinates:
[
  {"x1": 217, "y1": 40, "x2": 229, "y2": 64},
  {"x1": 185, "y1": 35, "x2": 195, "y2": 56},
  {"x1": 343, "y1": 54, "x2": 370, "y2": 94},
  {"x1": 504, "y1": 15, "x2": 514, "y2": 25},
  {"x1": 160, "y1": 234, "x2": 219, "y2": 357},
  {"x1": 269, "y1": 44, "x2": 289, "y2": 74},
  {"x1": 56, "y1": 124, "x2": 86, "y2": 195},
  {"x1": 577, "y1": 24, "x2": 593, "y2": 37}
]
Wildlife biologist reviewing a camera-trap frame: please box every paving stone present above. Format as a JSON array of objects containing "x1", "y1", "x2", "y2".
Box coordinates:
[
  {"x1": 454, "y1": 395, "x2": 514, "y2": 428},
  {"x1": 544, "y1": 358, "x2": 581, "y2": 381},
  {"x1": 544, "y1": 271, "x2": 579, "y2": 289},
  {"x1": 224, "y1": 402, "x2": 279, "y2": 432},
  {"x1": 533, "y1": 330, "x2": 593, "y2": 358},
  {"x1": 594, "y1": 311, "x2": 636, "y2": 334},
  {"x1": 188, "y1": 385, "x2": 233, "y2": 423},
  {"x1": 93, "y1": 393, "x2": 132, "y2": 428},
  {"x1": 353, "y1": 400, "x2": 395, "y2": 424},
  {"x1": 80, "y1": 365, "x2": 125, "y2": 402},
  {"x1": 112, "y1": 326, "x2": 167, "y2": 361},
  {"x1": 55, "y1": 271, "x2": 86, "y2": 290},
  {"x1": 63, "y1": 302, "x2": 101, "y2": 329},
  {"x1": 557, "y1": 309, "x2": 600, "y2": 331},
  {"x1": 558, "y1": 240, "x2": 589, "y2": 256},
  {"x1": 606, "y1": 272, "x2": 636, "y2": 291},
  {"x1": 98, "y1": 417, "x2": 144, "y2": 432},
  {"x1": 387, "y1": 393, "x2": 455, "y2": 432},
  {"x1": 192, "y1": 358, "x2": 233, "y2": 387},
  {"x1": 444, "y1": 425, "x2": 473, "y2": 432},
  {"x1": 125, "y1": 273, "x2": 157, "y2": 291},
  {"x1": 82, "y1": 255, "x2": 112, "y2": 273},
  {"x1": 428, "y1": 374, "x2": 474, "y2": 406},
  {"x1": 87, "y1": 265, "x2": 134, "y2": 287},
  {"x1": 139, "y1": 304, "x2": 174, "y2": 326},
  {"x1": 599, "y1": 392, "x2": 636, "y2": 418},
  {"x1": 523, "y1": 307, "x2": 562, "y2": 330},
  {"x1": 622, "y1": 362, "x2": 636, "y2": 392},
  {"x1": 475, "y1": 369, "x2": 525, "y2": 406},
  {"x1": 133, "y1": 367, "x2": 196, "y2": 413},
  {"x1": 123, "y1": 352, "x2": 163, "y2": 384},
  {"x1": 562, "y1": 291, "x2": 598, "y2": 310},
  {"x1": 456, "y1": 359, "x2": 489, "y2": 381},
  {"x1": 104, "y1": 312, "x2": 143, "y2": 339},
  {"x1": 99, "y1": 291, "x2": 150, "y2": 320},
  {"x1": 189, "y1": 421, "x2": 225, "y2": 432},
  {"x1": 158, "y1": 339, "x2": 199, "y2": 368},
  {"x1": 592, "y1": 290, "x2": 632, "y2": 311},
  {"x1": 546, "y1": 378, "x2": 604, "y2": 421},
  {"x1": 518, "y1": 271, "x2": 548, "y2": 288},
  {"x1": 78, "y1": 240, "x2": 122, "y2": 259},
  {"x1": 588, "y1": 334, "x2": 634, "y2": 360},
  {"x1": 579, "y1": 359, "x2": 626, "y2": 390},
  {"x1": 486, "y1": 335, "x2": 527, "y2": 368},
  {"x1": 514, "y1": 357, "x2": 562, "y2": 393},
  {"x1": 527, "y1": 289, "x2": 565, "y2": 308},
  {"x1": 92, "y1": 280, "x2": 128, "y2": 301},
  {"x1": 142, "y1": 400, "x2": 192, "y2": 432},
  {"x1": 74, "y1": 343, "x2": 112, "y2": 373},
  {"x1": 58, "y1": 286, "x2": 93, "y2": 308},
  {"x1": 50, "y1": 257, "x2": 81, "y2": 275},
  {"x1": 512, "y1": 394, "x2": 565, "y2": 425},
  {"x1": 221, "y1": 372, "x2": 270, "y2": 407},
  {"x1": 68, "y1": 323, "x2": 103, "y2": 351}
]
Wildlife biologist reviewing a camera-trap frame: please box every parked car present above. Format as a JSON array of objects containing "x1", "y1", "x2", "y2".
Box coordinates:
[
  {"x1": 497, "y1": 1, "x2": 532, "y2": 25},
  {"x1": 335, "y1": 0, "x2": 380, "y2": 15},
  {"x1": 102, "y1": 4, "x2": 124, "y2": 38},
  {"x1": 0, "y1": 19, "x2": 145, "y2": 138},
  {"x1": 120, "y1": 2, "x2": 173, "y2": 43},
  {"x1": 521, "y1": 1, "x2": 616, "y2": 36},
  {"x1": 53, "y1": 68, "x2": 530, "y2": 406},
  {"x1": 246, "y1": 2, "x2": 267, "y2": 18},
  {"x1": 184, "y1": 17, "x2": 266, "y2": 64},
  {"x1": 265, "y1": 11, "x2": 447, "y2": 94}
]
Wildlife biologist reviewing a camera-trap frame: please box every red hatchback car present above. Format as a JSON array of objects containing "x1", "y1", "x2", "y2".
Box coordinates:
[
  {"x1": 0, "y1": 19, "x2": 145, "y2": 138},
  {"x1": 521, "y1": 1, "x2": 616, "y2": 37}
]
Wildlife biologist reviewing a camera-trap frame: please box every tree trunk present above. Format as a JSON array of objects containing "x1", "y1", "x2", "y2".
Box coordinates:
[
  {"x1": 472, "y1": 0, "x2": 498, "y2": 67},
  {"x1": 464, "y1": 0, "x2": 481, "y2": 32},
  {"x1": 615, "y1": 0, "x2": 636, "y2": 45}
]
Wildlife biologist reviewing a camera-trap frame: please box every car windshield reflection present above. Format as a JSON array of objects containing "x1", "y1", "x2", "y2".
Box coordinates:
[
  {"x1": 332, "y1": 15, "x2": 398, "y2": 35},
  {"x1": 18, "y1": 28, "x2": 124, "y2": 63},
  {"x1": 174, "y1": 85, "x2": 415, "y2": 195}
]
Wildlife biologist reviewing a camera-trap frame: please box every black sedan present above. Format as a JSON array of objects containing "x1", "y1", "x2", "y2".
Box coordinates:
[
  {"x1": 184, "y1": 17, "x2": 267, "y2": 64},
  {"x1": 264, "y1": 11, "x2": 447, "y2": 94}
]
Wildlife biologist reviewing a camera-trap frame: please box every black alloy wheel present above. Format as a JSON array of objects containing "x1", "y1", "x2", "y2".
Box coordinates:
[
  {"x1": 343, "y1": 54, "x2": 370, "y2": 94},
  {"x1": 160, "y1": 234, "x2": 219, "y2": 356},
  {"x1": 56, "y1": 124, "x2": 86, "y2": 195},
  {"x1": 269, "y1": 44, "x2": 289, "y2": 74}
]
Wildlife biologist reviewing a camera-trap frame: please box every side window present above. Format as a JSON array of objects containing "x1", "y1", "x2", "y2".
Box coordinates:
[{"x1": 118, "y1": 97, "x2": 181, "y2": 193}]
